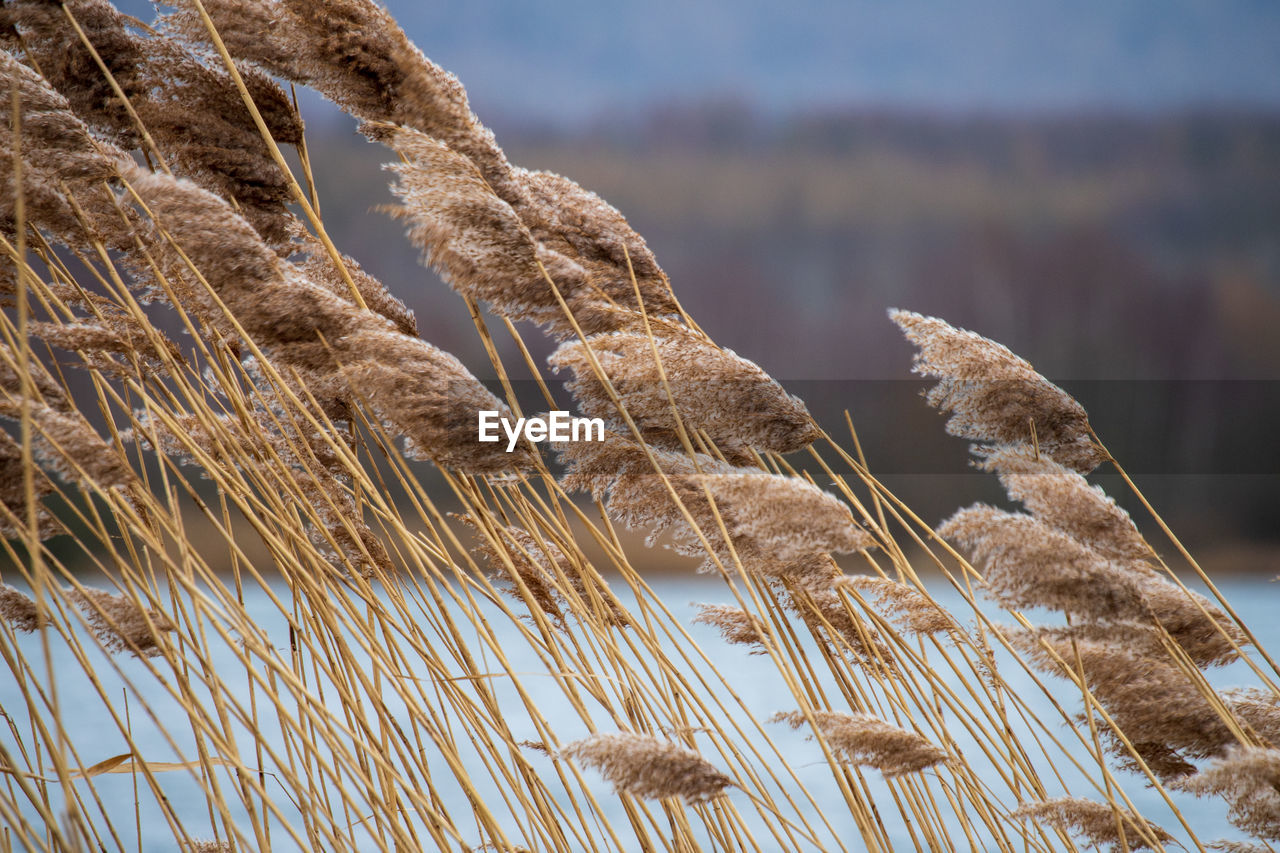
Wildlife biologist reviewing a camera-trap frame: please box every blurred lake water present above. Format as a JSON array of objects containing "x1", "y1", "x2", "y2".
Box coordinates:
[{"x1": 3, "y1": 573, "x2": 1276, "y2": 850}]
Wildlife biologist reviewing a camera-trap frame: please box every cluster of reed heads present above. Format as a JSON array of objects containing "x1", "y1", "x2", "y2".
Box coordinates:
[{"x1": 0, "y1": 1, "x2": 1276, "y2": 851}]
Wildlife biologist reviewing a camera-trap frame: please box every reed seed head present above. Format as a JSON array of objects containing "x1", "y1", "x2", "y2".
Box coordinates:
[
  {"x1": 66, "y1": 586, "x2": 175, "y2": 658},
  {"x1": 1179, "y1": 746, "x2": 1280, "y2": 841},
  {"x1": 550, "y1": 330, "x2": 819, "y2": 457},
  {"x1": 890, "y1": 309, "x2": 1104, "y2": 473},
  {"x1": 0, "y1": 584, "x2": 43, "y2": 633},
  {"x1": 771, "y1": 710, "x2": 948, "y2": 776},
  {"x1": 561, "y1": 732, "x2": 733, "y2": 804},
  {"x1": 1012, "y1": 797, "x2": 1173, "y2": 851},
  {"x1": 842, "y1": 576, "x2": 956, "y2": 635},
  {"x1": 692, "y1": 604, "x2": 769, "y2": 653}
]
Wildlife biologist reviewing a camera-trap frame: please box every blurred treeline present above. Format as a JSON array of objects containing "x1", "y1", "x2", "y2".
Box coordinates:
[{"x1": 304, "y1": 105, "x2": 1280, "y2": 559}]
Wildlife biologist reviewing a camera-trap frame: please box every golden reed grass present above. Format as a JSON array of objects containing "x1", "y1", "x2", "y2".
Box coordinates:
[{"x1": 0, "y1": 1, "x2": 1275, "y2": 851}]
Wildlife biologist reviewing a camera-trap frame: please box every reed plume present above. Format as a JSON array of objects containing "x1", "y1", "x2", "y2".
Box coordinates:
[
  {"x1": 941, "y1": 505, "x2": 1242, "y2": 665},
  {"x1": 1012, "y1": 797, "x2": 1173, "y2": 851},
  {"x1": 1180, "y1": 747, "x2": 1280, "y2": 842},
  {"x1": 65, "y1": 585, "x2": 175, "y2": 658},
  {"x1": 1011, "y1": 627, "x2": 1241, "y2": 765},
  {"x1": 3, "y1": 0, "x2": 303, "y2": 248},
  {"x1": 978, "y1": 445, "x2": 1153, "y2": 563},
  {"x1": 890, "y1": 309, "x2": 1104, "y2": 472},
  {"x1": 549, "y1": 329, "x2": 819, "y2": 456},
  {"x1": 561, "y1": 732, "x2": 734, "y2": 804},
  {"x1": 557, "y1": 430, "x2": 868, "y2": 567},
  {"x1": 0, "y1": 431, "x2": 56, "y2": 540},
  {"x1": 468, "y1": 518, "x2": 625, "y2": 631},
  {"x1": 692, "y1": 603, "x2": 770, "y2": 653},
  {"x1": 0, "y1": 583, "x2": 43, "y2": 632},
  {"x1": 379, "y1": 124, "x2": 590, "y2": 335},
  {"x1": 841, "y1": 576, "x2": 957, "y2": 636},
  {"x1": 770, "y1": 710, "x2": 948, "y2": 777}
]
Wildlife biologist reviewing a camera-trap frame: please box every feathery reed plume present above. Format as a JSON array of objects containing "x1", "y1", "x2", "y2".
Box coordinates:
[
  {"x1": 1011, "y1": 627, "x2": 1241, "y2": 764},
  {"x1": 0, "y1": 584, "x2": 43, "y2": 632},
  {"x1": 1137, "y1": 578, "x2": 1246, "y2": 668},
  {"x1": 977, "y1": 446, "x2": 1152, "y2": 563},
  {"x1": 748, "y1": 551, "x2": 845, "y2": 589},
  {"x1": 186, "y1": 841, "x2": 233, "y2": 853},
  {"x1": 782, "y1": 584, "x2": 890, "y2": 665},
  {"x1": 692, "y1": 603, "x2": 769, "y2": 653},
  {"x1": 3, "y1": 0, "x2": 303, "y2": 248},
  {"x1": 379, "y1": 124, "x2": 591, "y2": 334},
  {"x1": 770, "y1": 710, "x2": 948, "y2": 776},
  {"x1": 66, "y1": 586, "x2": 175, "y2": 658},
  {"x1": 0, "y1": 431, "x2": 57, "y2": 540},
  {"x1": 294, "y1": 242, "x2": 418, "y2": 338},
  {"x1": 0, "y1": 48, "x2": 130, "y2": 246},
  {"x1": 0, "y1": 345, "x2": 135, "y2": 491},
  {"x1": 561, "y1": 732, "x2": 733, "y2": 804},
  {"x1": 1180, "y1": 747, "x2": 1280, "y2": 842},
  {"x1": 695, "y1": 468, "x2": 867, "y2": 558},
  {"x1": 24, "y1": 405, "x2": 133, "y2": 490},
  {"x1": 557, "y1": 430, "x2": 866, "y2": 566},
  {"x1": 467, "y1": 518, "x2": 625, "y2": 631},
  {"x1": 549, "y1": 330, "x2": 820, "y2": 456},
  {"x1": 123, "y1": 165, "x2": 534, "y2": 474},
  {"x1": 939, "y1": 505, "x2": 1148, "y2": 619},
  {"x1": 841, "y1": 576, "x2": 957, "y2": 636},
  {"x1": 30, "y1": 319, "x2": 183, "y2": 380},
  {"x1": 1207, "y1": 843, "x2": 1278, "y2": 853},
  {"x1": 941, "y1": 505, "x2": 1243, "y2": 665},
  {"x1": 1012, "y1": 797, "x2": 1173, "y2": 851},
  {"x1": 890, "y1": 309, "x2": 1104, "y2": 473},
  {"x1": 163, "y1": 0, "x2": 525, "y2": 207},
  {"x1": 513, "y1": 167, "x2": 677, "y2": 321},
  {"x1": 168, "y1": 0, "x2": 678, "y2": 321},
  {"x1": 1224, "y1": 688, "x2": 1280, "y2": 745}
]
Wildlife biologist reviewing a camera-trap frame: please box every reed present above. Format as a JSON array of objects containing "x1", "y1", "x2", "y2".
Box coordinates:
[{"x1": 0, "y1": 2, "x2": 1275, "y2": 851}]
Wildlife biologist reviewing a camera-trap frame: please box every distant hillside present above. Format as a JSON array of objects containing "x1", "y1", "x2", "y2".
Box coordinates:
[
  {"x1": 388, "y1": 0, "x2": 1280, "y2": 120},
  {"x1": 122, "y1": 1, "x2": 1280, "y2": 122}
]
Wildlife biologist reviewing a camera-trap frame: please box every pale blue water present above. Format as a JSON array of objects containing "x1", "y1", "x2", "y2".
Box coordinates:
[{"x1": 2, "y1": 574, "x2": 1276, "y2": 851}]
